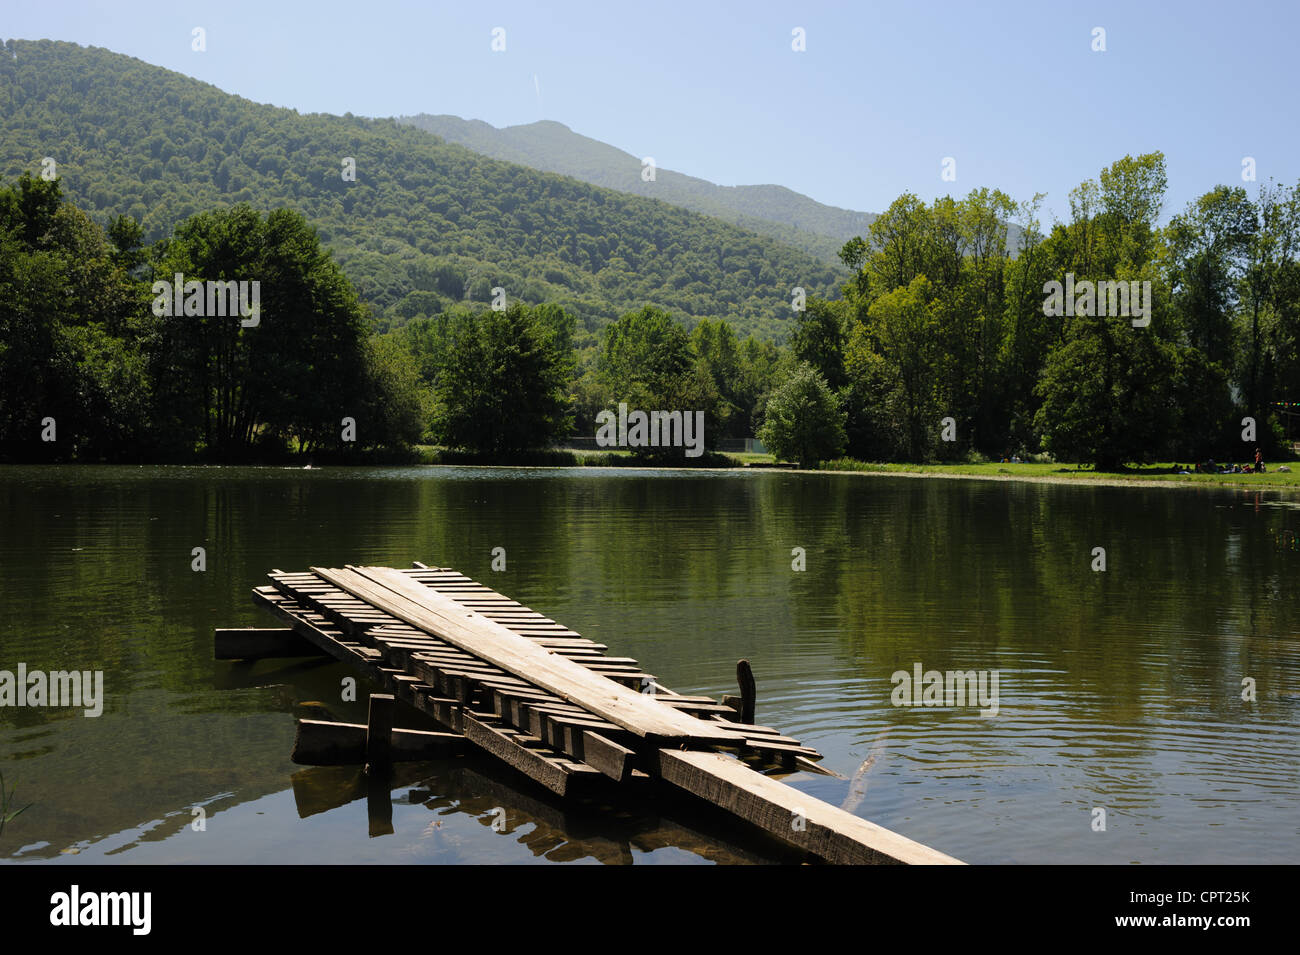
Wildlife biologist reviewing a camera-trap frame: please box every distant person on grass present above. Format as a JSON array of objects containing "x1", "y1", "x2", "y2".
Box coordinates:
[{"x1": 1256, "y1": 448, "x2": 1265, "y2": 473}]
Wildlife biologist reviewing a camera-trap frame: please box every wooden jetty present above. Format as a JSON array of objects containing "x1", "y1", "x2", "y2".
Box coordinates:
[{"x1": 216, "y1": 563, "x2": 962, "y2": 865}]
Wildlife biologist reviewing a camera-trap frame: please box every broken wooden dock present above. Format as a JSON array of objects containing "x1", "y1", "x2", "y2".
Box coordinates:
[{"x1": 216, "y1": 563, "x2": 962, "y2": 865}]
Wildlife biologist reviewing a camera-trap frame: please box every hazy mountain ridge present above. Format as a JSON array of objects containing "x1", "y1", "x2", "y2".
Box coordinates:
[{"x1": 399, "y1": 114, "x2": 876, "y2": 265}]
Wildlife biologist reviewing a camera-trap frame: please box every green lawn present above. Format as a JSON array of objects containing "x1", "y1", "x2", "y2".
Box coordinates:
[{"x1": 817, "y1": 457, "x2": 1300, "y2": 490}]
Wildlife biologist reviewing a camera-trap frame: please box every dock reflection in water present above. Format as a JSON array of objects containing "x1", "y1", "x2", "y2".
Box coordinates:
[{"x1": 290, "y1": 757, "x2": 792, "y2": 865}]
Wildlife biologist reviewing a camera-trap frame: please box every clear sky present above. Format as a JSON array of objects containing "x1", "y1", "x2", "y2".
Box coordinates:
[{"x1": 5, "y1": 0, "x2": 1297, "y2": 226}]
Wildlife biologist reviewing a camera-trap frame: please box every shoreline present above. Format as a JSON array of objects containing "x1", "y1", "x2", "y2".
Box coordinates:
[
  {"x1": 2, "y1": 458, "x2": 1297, "y2": 493},
  {"x1": 807, "y1": 465, "x2": 1298, "y2": 492},
  {"x1": 423, "y1": 459, "x2": 1300, "y2": 493},
  {"x1": 418, "y1": 456, "x2": 1300, "y2": 492}
]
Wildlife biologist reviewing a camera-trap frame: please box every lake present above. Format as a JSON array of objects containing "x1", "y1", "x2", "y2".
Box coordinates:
[{"x1": 1, "y1": 465, "x2": 1297, "y2": 864}]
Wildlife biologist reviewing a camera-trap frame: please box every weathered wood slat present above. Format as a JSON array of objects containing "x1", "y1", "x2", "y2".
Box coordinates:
[
  {"x1": 581, "y1": 731, "x2": 638, "y2": 783},
  {"x1": 656, "y1": 750, "x2": 964, "y2": 866},
  {"x1": 461, "y1": 711, "x2": 595, "y2": 797},
  {"x1": 292, "y1": 719, "x2": 465, "y2": 765},
  {"x1": 214, "y1": 627, "x2": 326, "y2": 660},
  {"x1": 251, "y1": 591, "x2": 376, "y2": 667}
]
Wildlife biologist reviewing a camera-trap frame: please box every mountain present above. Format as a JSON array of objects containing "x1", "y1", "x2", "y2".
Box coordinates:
[
  {"x1": 0, "y1": 39, "x2": 840, "y2": 341},
  {"x1": 398, "y1": 114, "x2": 875, "y2": 266}
]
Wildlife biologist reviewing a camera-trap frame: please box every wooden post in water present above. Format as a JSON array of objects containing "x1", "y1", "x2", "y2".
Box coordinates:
[
  {"x1": 364, "y1": 693, "x2": 395, "y2": 776},
  {"x1": 736, "y1": 659, "x2": 756, "y2": 725}
]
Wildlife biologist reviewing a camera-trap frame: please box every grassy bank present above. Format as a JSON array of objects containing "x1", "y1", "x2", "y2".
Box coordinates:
[
  {"x1": 819, "y1": 457, "x2": 1300, "y2": 491},
  {"x1": 411, "y1": 445, "x2": 1300, "y2": 491}
]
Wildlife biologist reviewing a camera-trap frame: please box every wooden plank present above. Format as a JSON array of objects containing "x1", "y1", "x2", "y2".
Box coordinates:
[
  {"x1": 314, "y1": 565, "x2": 738, "y2": 744},
  {"x1": 743, "y1": 739, "x2": 821, "y2": 757},
  {"x1": 460, "y1": 711, "x2": 577, "y2": 797},
  {"x1": 291, "y1": 719, "x2": 465, "y2": 765},
  {"x1": 251, "y1": 591, "x2": 378, "y2": 667},
  {"x1": 793, "y1": 755, "x2": 844, "y2": 778},
  {"x1": 524, "y1": 703, "x2": 618, "y2": 740},
  {"x1": 409, "y1": 691, "x2": 463, "y2": 732},
  {"x1": 713, "y1": 720, "x2": 786, "y2": 736},
  {"x1": 544, "y1": 712, "x2": 627, "y2": 750},
  {"x1": 581, "y1": 731, "x2": 637, "y2": 783},
  {"x1": 524, "y1": 638, "x2": 608, "y2": 650},
  {"x1": 214, "y1": 627, "x2": 325, "y2": 660},
  {"x1": 656, "y1": 699, "x2": 738, "y2": 716},
  {"x1": 655, "y1": 750, "x2": 964, "y2": 865}
]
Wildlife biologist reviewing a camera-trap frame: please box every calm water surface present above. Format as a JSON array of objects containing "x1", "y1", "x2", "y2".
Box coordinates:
[{"x1": 0, "y1": 465, "x2": 1297, "y2": 864}]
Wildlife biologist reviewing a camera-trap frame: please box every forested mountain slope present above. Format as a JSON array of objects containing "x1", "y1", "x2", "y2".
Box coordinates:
[{"x1": 0, "y1": 39, "x2": 838, "y2": 339}]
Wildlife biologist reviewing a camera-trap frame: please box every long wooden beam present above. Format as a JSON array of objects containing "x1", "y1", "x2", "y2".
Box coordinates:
[
  {"x1": 291, "y1": 719, "x2": 466, "y2": 765},
  {"x1": 215, "y1": 627, "x2": 325, "y2": 660},
  {"x1": 656, "y1": 750, "x2": 965, "y2": 865},
  {"x1": 313, "y1": 565, "x2": 738, "y2": 745}
]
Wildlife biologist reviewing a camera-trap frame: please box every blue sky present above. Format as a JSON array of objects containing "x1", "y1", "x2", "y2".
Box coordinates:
[{"x1": 6, "y1": 1, "x2": 1298, "y2": 226}]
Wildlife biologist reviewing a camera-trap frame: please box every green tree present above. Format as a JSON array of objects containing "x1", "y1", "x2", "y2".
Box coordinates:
[
  {"x1": 107, "y1": 214, "x2": 146, "y2": 271},
  {"x1": 758, "y1": 362, "x2": 847, "y2": 468},
  {"x1": 998, "y1": 194, "x2": 1055, "y2": 451},
  {"x1": 431, "y1": 303, "x2": 573, "y2": 455},
  {"x1": 0, "y1": 174, "x2": 151, "y2": 461},
  {"x1": 150, "y1": 204, "x2": 376, "y2": 456},
  {"x1": 358, "y1": 335, "x2": 431, "y2": 449},
  {"x1": 868, "y1": 277, "x2": 942, "y2": 461},
  {"x1": 842, "y1": 322, "x2": 899, "y2": 460},
  {"x1": 692, "y1": 317, "x2": 780, "y2": 438},
  {"x1": 598, "y1": 306, "x2": 693, "y2": 407},
  {"x1": 789, "y1": 297, "x2": 849, "y2": 391},
  {"x1": 1032, "y1": 153, "x2": 1179, "y2": 467},
  {"x1": 1166, "y1": 185, "x2": 1256, "y2": 457},
  {"x1": 1034, "y1": 312, "x2": 1178, "y2": 469},
  {"x1": 1239, "y1": 181, "x2": 1300, "y2": 446}
]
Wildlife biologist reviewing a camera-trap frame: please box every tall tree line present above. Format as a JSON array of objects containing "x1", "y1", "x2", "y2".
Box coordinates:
[
  {"x1": 0, "y1": 176, "x2": 422, "y2": 461},
  {"x1": 787, "y1": 154, "x2": 1300, "y2": 467}
]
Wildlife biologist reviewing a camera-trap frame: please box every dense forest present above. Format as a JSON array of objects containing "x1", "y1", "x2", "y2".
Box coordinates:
[
  {"x1": 0, "y1": 39, "x2": 839, "y2": 345},
  {"x1": 1, "y1": 41, "x2": 1297, "y2": 468}
]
